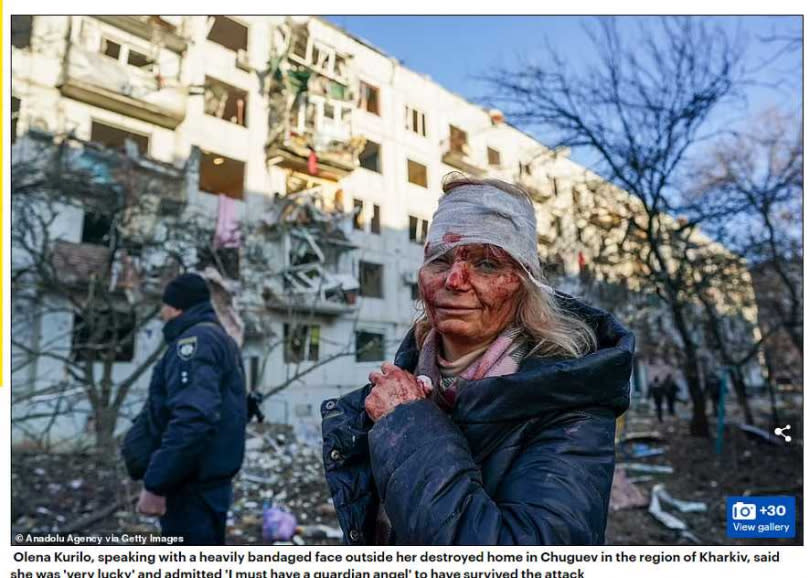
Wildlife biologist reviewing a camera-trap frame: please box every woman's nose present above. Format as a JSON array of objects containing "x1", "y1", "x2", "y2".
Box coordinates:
[{"x1": 445, "y1": 261, "x2": 471, "y2": 291}]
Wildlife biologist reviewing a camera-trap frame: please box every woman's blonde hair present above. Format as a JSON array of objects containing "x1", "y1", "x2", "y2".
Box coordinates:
[{"x1": 414, "y1": 172, "x2": 598, "y2": 359}]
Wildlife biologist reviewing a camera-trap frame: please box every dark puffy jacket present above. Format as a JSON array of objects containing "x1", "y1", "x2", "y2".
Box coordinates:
[
  {"x1": 321, "y1": 298, "x2": 634, "y2": 545},
  {"x1": 122, "y1": 302, "x2": 247, "y2": 496}
]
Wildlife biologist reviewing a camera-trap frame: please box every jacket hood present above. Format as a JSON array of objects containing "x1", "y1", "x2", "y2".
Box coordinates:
[
  {"x1": 162, "y1": 301, "x2": 220, "y2": 343},
  {"x1": 393, "y1": 294, "x2": 634, "y2": 423}
]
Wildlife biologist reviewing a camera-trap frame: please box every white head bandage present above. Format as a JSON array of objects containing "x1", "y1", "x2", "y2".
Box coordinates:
[{"x1": 424, "y1": 184, "x2": 552, "y2": 292}]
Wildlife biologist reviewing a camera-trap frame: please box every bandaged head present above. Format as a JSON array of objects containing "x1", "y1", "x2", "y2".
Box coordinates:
[{"x1": 424, "y1": 183, "x2": 550, "y2": 290}]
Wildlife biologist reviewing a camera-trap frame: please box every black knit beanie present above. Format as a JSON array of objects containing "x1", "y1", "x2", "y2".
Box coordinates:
[{"x1": 162, "y1": 273, "x2": 211, "y2": 311}]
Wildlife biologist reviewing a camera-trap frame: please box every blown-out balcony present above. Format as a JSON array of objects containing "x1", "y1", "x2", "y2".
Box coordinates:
[{"x1": 59, "y1": 45, "x2": 186, "y2": 129}]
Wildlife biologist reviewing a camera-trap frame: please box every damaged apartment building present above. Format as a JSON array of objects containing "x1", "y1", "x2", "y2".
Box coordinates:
[{"x1": 10, "y1": 15, "x2": 766, "y2": 446}]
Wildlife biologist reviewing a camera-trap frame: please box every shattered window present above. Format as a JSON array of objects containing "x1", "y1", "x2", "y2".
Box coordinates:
[
  {"x1": 449, "y1": 125, "x2": 468, "y2": 155},
  {"x1": 199, "y1": 151, "x2": 245, "y2": 200},
  {"x1": 284, "y1": 324, "x2": 320, "y2": 363},
  {"x1": 407, "y1": 160, "x2": 428, "y2": 188},
  {"x1": 409, "y1": 216, "x2": 418, "y2": 242},
  {"x1": 487, "y1": 147, "x2": 501, "y2": 166},
  {"x1": 71, "y1": 310, "x2": 136, "y2": 362},
  {"x1": 291, "y1": 31, "x2": 308, "y2": 60},
  {"x1": 359, "y1": 261, "x2": 383, "y2": 298},
  {"x1": 11, "y1": 15, "x2": 32, "y2": 49},
  {"x1": 204, "y1": 76, "x2": 248, "y2": 127},
  {"x1": 90, "y1": 121, "x2": 150, "y2": 156},
  {"x1": 408, "y1": 216, "x2": 429, "y2": 244},
  {"x1": 206, "y1": 16, "x2": 248, "y2": 53},
  {"x1": 355, "y1": 331, "x2": 385, "y2": 362},
  {"x1": 126, "y1": 48, "x2": 150, "y2": 69},
  {"x1": 81, "y1": 212, "x2": 113, "y2": 246},
  {"x1": 359, "y1": 81, "x2": 380, "y2": 115},
  {"x1": 101, "y1": 38, "x2": 121, "y2": 60},
  {"x1": 370, "y1": 204, "x2": 381, "y2": 235},
  {"x1": 359, "y1": 140, "x2": 381, "y2": 173},
  {"x1": 405, "y1": 106, "x2": 427, "y2": 137}
]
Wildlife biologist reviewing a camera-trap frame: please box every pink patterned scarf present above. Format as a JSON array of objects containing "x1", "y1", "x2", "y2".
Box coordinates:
[{"x1": 415, "y1": 325, "x2": 528, "y2": 411}]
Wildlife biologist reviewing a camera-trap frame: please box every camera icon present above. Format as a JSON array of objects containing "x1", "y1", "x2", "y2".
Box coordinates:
[{"x1": 732, "y1": 502, "x2": 757, "y2": 520}]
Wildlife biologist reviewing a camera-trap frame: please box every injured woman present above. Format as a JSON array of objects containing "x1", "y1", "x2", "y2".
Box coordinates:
[{"x1": 321, "y1": 172, "x2": 635, "y2": 545}]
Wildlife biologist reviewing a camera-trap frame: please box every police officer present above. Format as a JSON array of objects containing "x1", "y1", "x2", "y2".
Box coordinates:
[{"x1": 122, "y1": 273, "x2": 246, "y2": 545}]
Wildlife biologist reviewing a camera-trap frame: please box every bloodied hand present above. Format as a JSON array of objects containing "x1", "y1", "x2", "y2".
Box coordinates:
[
  {"x1": 419, "y1": 243, "x2": 523, "y2": 354},
  {"x1": 365, "y1": 362, "x2": 433, "y2": 421}
]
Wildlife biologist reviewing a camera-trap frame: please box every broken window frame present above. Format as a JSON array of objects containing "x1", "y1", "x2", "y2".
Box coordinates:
[
  {"x1": 291, "y1": 96, "x2": 350, "y2": 138},
  {"x1": 449, "y1": 125, "x2": 469, "y2": 155},
  {"x1": 487, "y1": 146, "x2": 502, "y2": 166},
  {"x1": 90, "y1": 120, "x2": 151, "y2": 156},
  {"x1": 355, "y1": 330, "x2": 385, "y2": 362},
  {"x1": 283, "y1": 323, "x2": 321, "y2": 363},
  {"x1": 408, "y1": 215, "x2": 429, "y2": 244},
  {"x1": 81, "y1": 211, "x2": 114, "y2": 246},
  {"x1": 407, "y1": 159, "x2": 428, "y2": 188},
  {"x1": 359, "y1": 261, "x2": 384, "y2": 298},
  {"x1": 353, "y1": 199, "x2": 365, "y2": 231},
  {"x1": 199, "y1": 151, "x2": 246, "y2": 200},
  {"x1": 405, "y1": 105, "x2": 427, "y2": 137},
  {"x1": 204, "y1": 75, "x2": 248, "y2": 127},
  {"x1": 206, "y1": 16, "x2": 249, "y2": 53},
  {"x1": 287, "y1": 31, "x2": 349, "y2": 85},
  {"x1": 98, "y1": 35, "x2": 153, "y2": 72},
  {"x1": 359, "y1": 81, "x2": 380, "y2": 116},
  {"x1": 359, "y1": 139, "x2": 382, "y2": 173}
]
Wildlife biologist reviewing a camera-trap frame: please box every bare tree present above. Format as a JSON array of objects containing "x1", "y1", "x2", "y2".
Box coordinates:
[
  {"x1": 690, "y1": 110, "x2": 802, "y2": 424},
  {"x1": 484, "y1": 17, "x2": 752, "y2": 436},
  {"x1": 692, "y1": 110, "x2": 802, "y2": 353},
  {"x1": 10, "y1": 132, "x2": 202, "y2": 454},
  {"x1": 11, "y1": 130, "x2": 368, "y2": 450}
]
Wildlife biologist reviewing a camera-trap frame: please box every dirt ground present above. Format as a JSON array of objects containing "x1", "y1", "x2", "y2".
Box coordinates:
[
  {"x1": 606, "y1": 397, "x2": 803, "y2": 546},
  {"x1": 11, "y1": 395, "x2": 803, "y2": 546}
]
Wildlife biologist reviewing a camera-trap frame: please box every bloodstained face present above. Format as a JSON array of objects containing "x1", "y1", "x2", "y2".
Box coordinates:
[{"x1": 419, "y1": 243, "x2": 523, "y2": 351}]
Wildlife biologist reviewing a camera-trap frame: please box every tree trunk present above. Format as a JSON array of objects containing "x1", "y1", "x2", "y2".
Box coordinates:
[
  {"x1": 762, "y1": 349, "x2": 781, "y2": 432},
  {"x1": 669, "y1": 300, "x2": 710, "y2": 436},
  {"x1": 93, "y1": 405, "x2": 119, "y2": 462},
  {"x1": 729, "y1": 366, "x2": 754, "y2": 425}
]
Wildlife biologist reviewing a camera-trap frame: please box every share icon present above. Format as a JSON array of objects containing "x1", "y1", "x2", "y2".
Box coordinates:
[{"x1": 773, "y1": 424, "x2": 792, "y2": 443}]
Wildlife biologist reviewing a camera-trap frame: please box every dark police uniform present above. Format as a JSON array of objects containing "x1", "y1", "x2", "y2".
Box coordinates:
[{"x1": 123, "y1": 301, "x2": 246, "y2": 545}]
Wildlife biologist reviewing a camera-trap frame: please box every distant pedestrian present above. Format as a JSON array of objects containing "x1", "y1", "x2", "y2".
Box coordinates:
[
  {"x1": 122, "y1": 272, "x2": 247, "y2": 545},
  {"x1": 648, "y1": 376, "x2": 665, "y2": 422},
  {"x1": 705, "y1": 372, "x2": 722, "y2": 417}
]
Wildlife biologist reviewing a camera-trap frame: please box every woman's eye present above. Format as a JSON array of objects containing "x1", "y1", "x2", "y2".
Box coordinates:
[{"x1": 475, "y1": 259, "x2": 500, "y2": 272}]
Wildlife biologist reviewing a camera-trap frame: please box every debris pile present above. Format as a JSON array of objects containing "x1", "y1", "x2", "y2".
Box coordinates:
[
  {"x1": 11, "y1": 422, "x2": 342, "y2": 545},
  {"x1": 227, "y1": 422, "x2": 341, "y2": 545}
]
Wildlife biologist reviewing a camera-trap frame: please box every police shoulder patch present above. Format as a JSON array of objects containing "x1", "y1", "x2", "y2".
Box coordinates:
[{"x1": 177, "y1": 336, "x2": 197, "y2": 360}]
